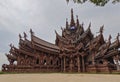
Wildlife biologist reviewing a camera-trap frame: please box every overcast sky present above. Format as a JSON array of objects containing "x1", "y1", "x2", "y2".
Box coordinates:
[{"x1": 0, "y1": 0, "x2": 120, "y2": 70}]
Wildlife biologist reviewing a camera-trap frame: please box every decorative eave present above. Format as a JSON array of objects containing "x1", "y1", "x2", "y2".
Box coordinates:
[
  {"x1": 104, "y1": 49, "x2": 119, "y2": 58},
  {"x1": 5, "y1": 53, "x2": 17, "y2": 60},
  {"x1": 55, "y1": 30, "x2": 68, "y2": 44},
  {"x1": 32, "y1": 34, "x2": 60, "y2": 53}
]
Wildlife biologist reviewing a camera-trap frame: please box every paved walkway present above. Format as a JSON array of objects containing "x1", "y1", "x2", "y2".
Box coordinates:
[{"x1": 0, "y1": 73, "x2": 120, "y2": 82}]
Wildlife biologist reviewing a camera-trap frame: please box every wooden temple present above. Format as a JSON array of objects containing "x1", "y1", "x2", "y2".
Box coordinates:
[{"x1": 2, "y1": 9, "x2": 120, "y2": 73}]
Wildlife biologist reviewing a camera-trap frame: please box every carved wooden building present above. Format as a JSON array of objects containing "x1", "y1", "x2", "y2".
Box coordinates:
[{"x1": 2, "y1": 9, "x2": 120, "y2": 73}]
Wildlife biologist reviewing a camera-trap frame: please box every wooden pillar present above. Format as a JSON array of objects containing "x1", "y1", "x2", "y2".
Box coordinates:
[
  {"x1": 116, "y1": 55, "x2": 120, "y2": 71},
  {"x1": 77, "y1": 56, "x2": 80, "y2": 72},
  {"x1": 82, "y1": 56, "x2": 85, "y2": 72},
  {"x1": 70, "y1": 59, "x2": 73, "y2": 72},
  {"x1": 64, "y1": 56, "x2": 66, "y2": 72},
  {"x1": 61, "y1": 57, "x2": 63, "y2": 72},
  {"x1": 92, "y1": 53, "x2": 95, "y2": 65}
]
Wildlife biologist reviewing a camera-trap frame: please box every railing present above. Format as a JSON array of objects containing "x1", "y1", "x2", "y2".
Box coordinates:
[{"x1": 2, "y1": 64, "x2": 61, "y2": 73}]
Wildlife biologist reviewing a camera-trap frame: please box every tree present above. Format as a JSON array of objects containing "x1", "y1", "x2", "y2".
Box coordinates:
[{"x1": 66, "y1": 0, "x2": 120, "y2": 6}]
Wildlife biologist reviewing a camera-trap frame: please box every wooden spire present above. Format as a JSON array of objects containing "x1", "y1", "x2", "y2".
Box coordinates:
[
  {"x1": 23, "y1": 32, "x2": 27, "y2": 40},
  {"x1": 108, "y1": 35, "x2": 112, "y2": 44},
  {"x1": 19, "y1": 34, "x2": 22, "y2": 40},
  {"x1": 66, "y1": 18, "x2": 69, "y2": 29},
  {"x1": 88, "y1": 22, "x2": 91, "y2": 29},
  {"x1": 76, "y1": 15, "x2": 79, "y2": 27},
  {"x1": 70, "y1": 8, "x2": 75, "y2": 27},
  {"x1": 30, "y1": 29, "x2": 34, "y2": 36},
  {"x1": 117, "y1": 33, "x2": 120, "y2": 40},
  {"x1": 99, "y1": 25, "x2": 104, "y2": 34}
]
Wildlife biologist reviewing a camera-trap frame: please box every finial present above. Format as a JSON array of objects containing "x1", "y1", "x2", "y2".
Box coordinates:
[
  {"x1": 66, "y1": 0, "x2": 69, "y2": 4},
  {"x1": 81, "y1": 22, "x2": 84, "y2": 27},
  {"x1": 99, "y1": 25, "x2": 104, "y2": 34},
  {"x1": 19, "y1": 34, "x2": 22, "y2": 39},
  {"x1": 30, "y1": 29, "x2": 34, "y2": 35},
  {"x1": 55, "y1": 30, "x2": 57, "y2": 35},
  {"x1": 76, "y1": 15, "x2": 79, "y2": 27},
  {"x1": 108, "y1": 35, "x2": 112, "y2": 42},
  {"x1": 116, "y1": 33, "x2": 120, "y2": 40},
  {"x1": 55, "y1": 30, "x2": 60, "y2": 37},
  {"x1": 9, "y1": 43, "x2": 12, "y2": 48},
  {"x1": 88, "y1": 22, "x2": 91, "y2": 29},
  {"x1": 66, "y1": 18, "x2": 68, "y2": 29},
  {"x1": 70, "y1": 8, "x2": 75, "y2": 27},
  {"x1": 23, "y1": 32, "x2": 27, "y2": 40},
  {"x1": 71, "y1": 8, "x2": 73, "y2": 14},
  {"x1": 61, "y1": 27, "x2": 64, "y2": 31}
]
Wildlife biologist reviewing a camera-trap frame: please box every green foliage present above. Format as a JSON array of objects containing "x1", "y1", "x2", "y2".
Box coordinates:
[
  {"x1": 66, "y1": 0, "x2": 120, "y2": 6},
  {"x1": 0, "y1": 71, "x2": 4, "y2": 74}
]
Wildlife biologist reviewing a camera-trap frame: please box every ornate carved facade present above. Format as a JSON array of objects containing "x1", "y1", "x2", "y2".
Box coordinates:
[{"x1": 2, "y1": 9, "x2": 120, "y2": 73}]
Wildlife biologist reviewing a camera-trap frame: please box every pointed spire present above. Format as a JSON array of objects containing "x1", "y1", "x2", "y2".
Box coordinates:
[
  {"x1": 107, "y1": 35, "x2": 112, "y2": 47},
  {"x1": 81, "y1": 22, "x2": 84, "y2": 27},
  {"x1": 116, "y1": 33, "x2": 120, "y2": 41},
  {"x1": 55, "y1": 30, "x2": 58, "y2": 35},
  {"x1": 108, "y1": 35, "x2": 112, "y2": 42},
  {"x1": 66, "y1": 0, "x2": 69, "y2": 4},
  {"x1": 70, "y1": 8, "x2": 75, "y2": 27},
  {"x1": 80, "y1": 22, "x2": 84, "y2": 31},
  {"x1": 116, "y1": 33, "x2": 120, "y2": 44},
  {"x1": 30, "y1": 29, "x2": 34, "y2": 36},
  {"x1": 76, "y1": 15, "x2": 79, "y2": 27},
  {"x1": 9, "y1": 43, "x2": 12, "y2": 48},
  {"x1": 88, "y1": 24, "x2": 91, "y2": 31},
  {"x1": 61, "y1": 27, "x2": 64, "y2": 32},
  {"x1": 19, "y1": 34, "x2": 22, "y2": 40},
  {"x1": 23, "y1": 32, "x2": 27, "y2": 40},
  {"x1": 88, "y1": 22, "x2": 91, "y2": 28},
  {"x1": 66, "y1": 18, "x2": 69, "y2": 29},
  {"x1": 30, "y1": 29, "x2": 34, "y2": 41},
  {"x1": 99, "y1": 25, "x2": 104, "y2": 34}
]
